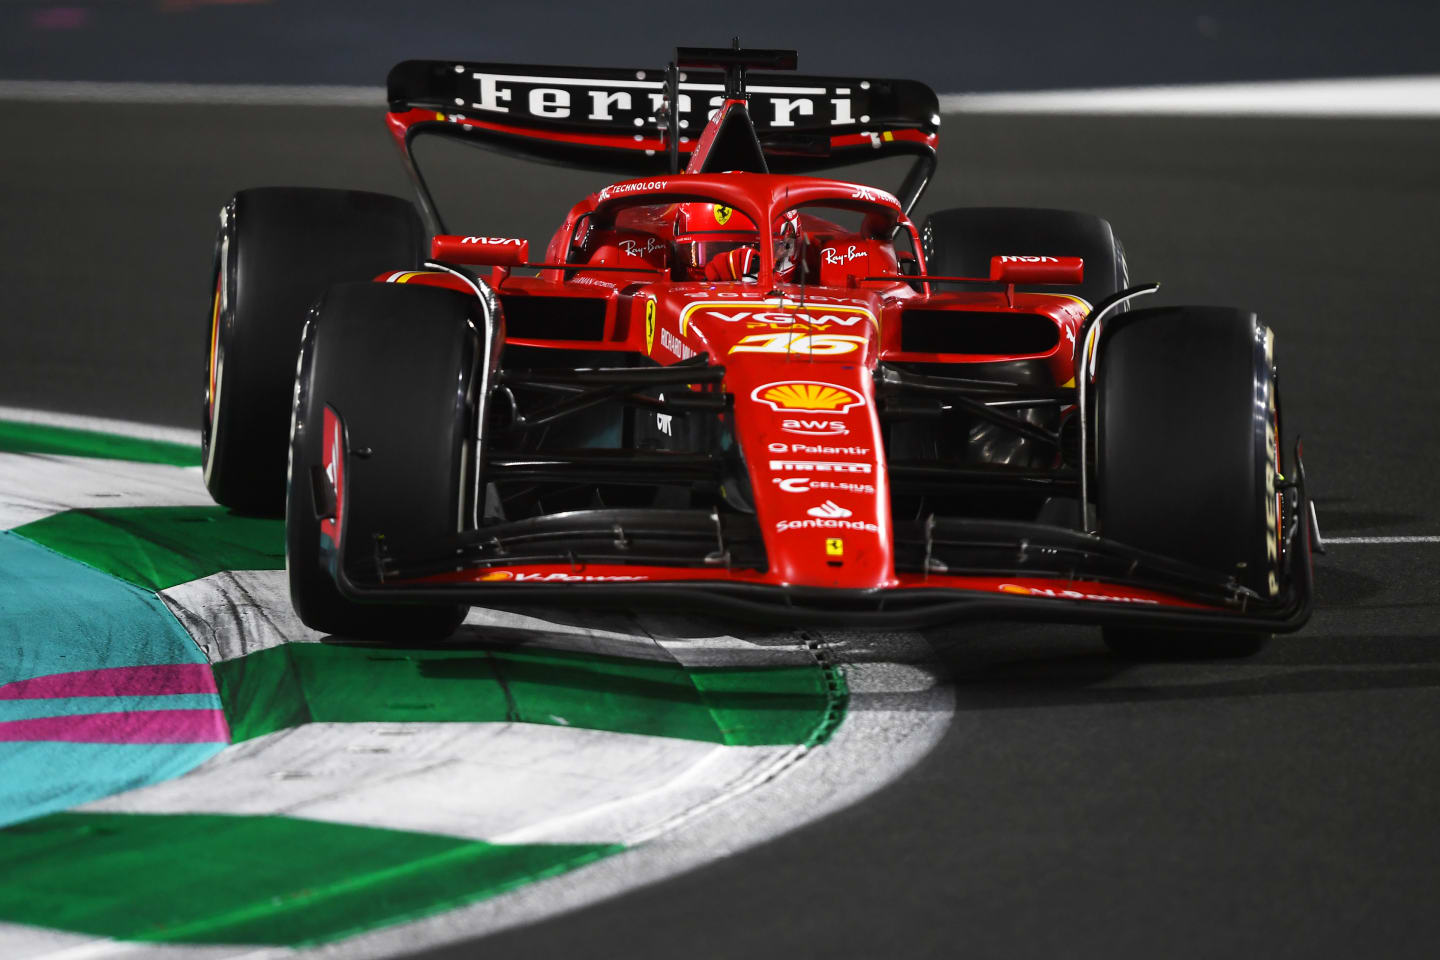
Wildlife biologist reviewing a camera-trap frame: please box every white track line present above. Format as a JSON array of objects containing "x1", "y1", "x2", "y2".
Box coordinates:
[
  {"x1": 0, "y1": 454, "x2": 209, "y2": 529},
  {"x1": 940, "y1": 75, "x2": 1440, "y2": 116},
  {"x1": 0, "y1": 406, "x2": 198, "y2": 448},
  {"x1": 1323, "y1": 536, "x2": 1440, "y2": 544},
  {"x1": 0, "y1": 81, "x2": 383, "y2": 107},
  {"x1": 3, "y1": 76, "x2": 1440, "y2": 117}
]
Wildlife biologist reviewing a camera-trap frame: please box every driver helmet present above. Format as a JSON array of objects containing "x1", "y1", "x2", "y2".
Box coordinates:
[{"x1": 674, "y1": 203, "x2": 801, "y2": 282}]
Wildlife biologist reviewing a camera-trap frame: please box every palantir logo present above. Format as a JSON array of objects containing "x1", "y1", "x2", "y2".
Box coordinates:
[{"x1": 807, "y1": 500, "x2": 852, "y2": 519}]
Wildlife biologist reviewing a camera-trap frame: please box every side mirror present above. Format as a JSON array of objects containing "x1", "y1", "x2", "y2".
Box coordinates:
[
  {"x1": 989, "y1": 255, "x2": 1084, "y2": 285},
  {"x1": 569, "y1": 214, "x2": 592, "y2": 253},
  {"x1": 430, "y1": 235, "x2": 530, "y2": 267}
]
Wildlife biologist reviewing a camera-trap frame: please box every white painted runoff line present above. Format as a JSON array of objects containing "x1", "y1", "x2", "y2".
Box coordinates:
[
  {"x1": 0, "y1": 80, "x2": 385, "y2": 107},
  {"x1": 939, "y1": 75, "x2": 1440, "y2": 117},
  {"x1": 4, "y1": 76, "x2": 1440, "y2": 117},
  {"x1": 0, "y1": 406, "x2": 198, "y2": 447},
  {"x1": 0, "y1": 453, "x2": 210, "y2": 529},
  {"x1": 1323, "y1": 535, "x2": 1440, "y2": 544}
]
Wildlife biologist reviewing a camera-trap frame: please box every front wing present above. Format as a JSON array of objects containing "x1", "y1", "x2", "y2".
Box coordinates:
[{"x1": 324, "y1": 451, "x2": 1316, "y2": 633}]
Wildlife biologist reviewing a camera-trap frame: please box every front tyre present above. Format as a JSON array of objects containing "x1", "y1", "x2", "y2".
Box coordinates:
[
  {"x1": 287, "y1": 282, "x2": 478, "y2": 642},
  {"x1": 1095, "y1": 306, "x2": 1282, "y2": 660}
]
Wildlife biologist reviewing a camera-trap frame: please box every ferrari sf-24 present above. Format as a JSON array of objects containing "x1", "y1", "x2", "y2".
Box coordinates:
[{"x1": 202, "y1": 46, "x2": 1314, "y2": 657}]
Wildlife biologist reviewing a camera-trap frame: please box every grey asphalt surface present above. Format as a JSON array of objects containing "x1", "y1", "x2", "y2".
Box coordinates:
[{"x1": 2, "y1": 101, "x2": 1438, "y2": 957}]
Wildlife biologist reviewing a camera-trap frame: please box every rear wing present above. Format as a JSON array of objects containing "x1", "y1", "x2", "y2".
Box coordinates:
[{"x1": 385, "y1": 55, "x2": 940, "y2": 230}]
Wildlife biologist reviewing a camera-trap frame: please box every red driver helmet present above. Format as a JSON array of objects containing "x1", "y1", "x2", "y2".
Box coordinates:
[{"x1": 674, "y1": 203, "x2": 800, "y2": 282}]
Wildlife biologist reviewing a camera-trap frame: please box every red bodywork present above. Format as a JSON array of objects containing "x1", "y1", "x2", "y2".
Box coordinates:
[
  {"x1": 360, "y1": 99, "x2": 1173, "y2": 614},
  {"x1": 317, "y1": 73, "x2": 1311, "y2": 631}
]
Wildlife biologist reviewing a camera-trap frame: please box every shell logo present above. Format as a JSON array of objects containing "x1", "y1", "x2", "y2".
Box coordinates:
[
  {"x1": 751, "y1": 381, "x2": 864, "y2": 414},
  {"x1": 480, "y1": 570, "x2": 514, "y2": 581}
]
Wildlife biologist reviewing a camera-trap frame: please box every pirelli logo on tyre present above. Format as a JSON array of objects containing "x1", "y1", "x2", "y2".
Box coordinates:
[{"x1": 751, "y1": 381, "x2": 864, "y2": 414}]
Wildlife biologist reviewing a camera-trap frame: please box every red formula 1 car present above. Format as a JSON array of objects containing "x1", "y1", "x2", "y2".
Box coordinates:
[{"x1": 202, "y1": 46, "x2": 1314, "y2": 657}]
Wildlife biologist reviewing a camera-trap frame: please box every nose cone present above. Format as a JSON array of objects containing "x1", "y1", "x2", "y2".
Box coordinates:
[
  {"x1": 667, "y1": 289, "x2": 896, "y2": 589},
  {"x1": 729, "y1": 366, "x2": 895, "y2": 589}
]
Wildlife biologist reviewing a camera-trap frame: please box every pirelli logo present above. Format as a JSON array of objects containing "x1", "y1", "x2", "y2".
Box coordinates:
[{"x1": 769, "y1": 460, "x2": 873, "y2": 474}]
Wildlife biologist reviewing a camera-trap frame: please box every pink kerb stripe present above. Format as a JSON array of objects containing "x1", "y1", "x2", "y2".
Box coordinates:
[
  {"x1": 0, "y1": 709, "x2": 229, "y2": 744},
  {"x1": 0, "y1": 664, "x2": 217, "y2": 700}
]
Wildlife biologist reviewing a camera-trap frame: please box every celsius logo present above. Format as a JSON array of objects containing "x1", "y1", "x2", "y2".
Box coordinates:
[
  {"x1": 752, "y1": 381, "x2": 864, "y2": 413},
  {"x1": 807, "y1": 500, "x2": 852, "y2": 519},
  {"x1": 772, "y1": 477, "x2": 876, "y2": 494}
]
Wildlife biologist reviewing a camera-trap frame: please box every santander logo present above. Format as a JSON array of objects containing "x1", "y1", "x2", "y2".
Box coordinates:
[{"x1": 807, "y1": 500, "x2": 852, "y2": 519}]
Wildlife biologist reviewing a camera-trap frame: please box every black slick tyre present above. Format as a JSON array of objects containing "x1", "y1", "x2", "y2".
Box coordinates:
[
  {"x1": 204, "y1": 187, "x2": 424, "y2": 516},
  {"x1": 1095, "y1": 306, "x2": 1282, "y2": 660},
  {"x1": 286, "y1": 282, "x2": 478, "y2": 642},
  {"x1": 920, "y1": 207, "x2": 1128, "y2": 309}
]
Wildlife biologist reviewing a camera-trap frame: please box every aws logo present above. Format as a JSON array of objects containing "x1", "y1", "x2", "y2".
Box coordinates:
[{"x1": 782, "y1": 418, "x2": 848, "y2": 437}]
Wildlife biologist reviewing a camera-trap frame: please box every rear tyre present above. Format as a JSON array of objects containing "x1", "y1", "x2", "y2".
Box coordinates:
[
  {"x1": 286, "y1": 282, "x2": 476, "y2": 642},
  {"x1": 1096, "y1": 306, "x2": 1281, "y2": 660},
  {"x1": 204, "y1": 187, "x2": 424, "y2": 516},
  {"x1": 920, "y1": 207, "x2": 1128, "y2": 309}
]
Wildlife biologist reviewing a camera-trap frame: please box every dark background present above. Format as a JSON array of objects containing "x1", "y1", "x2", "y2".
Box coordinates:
[{"x1": 3, "y1": 0, "x2": 1439, "y2": 91}]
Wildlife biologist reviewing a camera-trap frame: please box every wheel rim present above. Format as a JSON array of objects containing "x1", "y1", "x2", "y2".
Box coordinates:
[{"x1": 202, "y1": 206, "x2": 231, "y2": 486}]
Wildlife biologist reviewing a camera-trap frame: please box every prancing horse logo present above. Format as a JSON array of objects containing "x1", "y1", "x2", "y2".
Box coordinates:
[{"x1": 644, "y1": 298, "x2": 656, "y2": 355}]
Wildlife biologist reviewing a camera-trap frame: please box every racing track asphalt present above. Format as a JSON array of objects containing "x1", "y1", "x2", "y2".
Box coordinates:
[{"x1": 2, "y1": 101, "x2": 1438, "y2": 958}]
